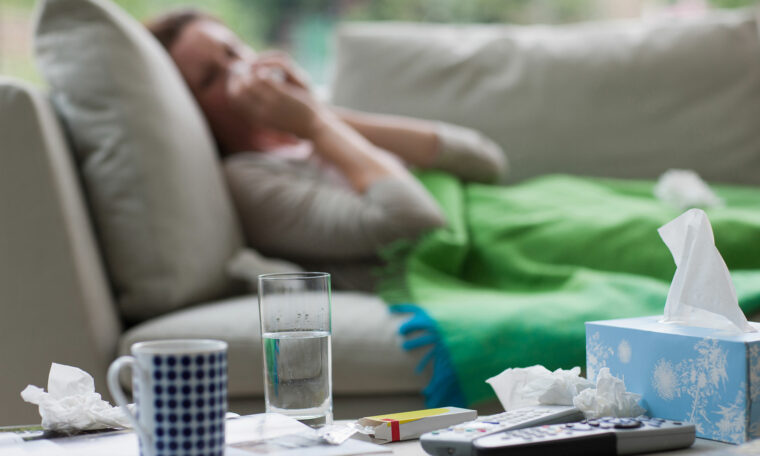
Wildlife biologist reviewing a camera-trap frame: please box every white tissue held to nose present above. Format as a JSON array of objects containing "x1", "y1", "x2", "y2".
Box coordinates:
[
  {"x1": 229, "y1": 60, "x2": 286, "y2": 83},
  {"x1": 20, "y1": 363, "x2": 132, "y2": 433},
  {"x1": 658, "y1": 208, "x2": 755, "y2": 333}
]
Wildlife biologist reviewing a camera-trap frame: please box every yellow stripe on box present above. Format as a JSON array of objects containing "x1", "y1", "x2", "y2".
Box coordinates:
[{"x1": 366, "y1": 408, "x2": 451, "y2": 425}]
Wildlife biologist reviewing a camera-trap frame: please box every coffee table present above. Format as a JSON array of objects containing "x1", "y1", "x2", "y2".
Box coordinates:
[{"x1": 1, "y1": 418, "x2": 733, "y2": 455}]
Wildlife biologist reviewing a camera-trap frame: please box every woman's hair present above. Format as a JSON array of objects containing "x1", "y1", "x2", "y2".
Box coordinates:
[{"x1": 145, "y1": 8, "x2": 217, "y2": 51}]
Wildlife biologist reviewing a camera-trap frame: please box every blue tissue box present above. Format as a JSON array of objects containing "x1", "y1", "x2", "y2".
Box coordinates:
[{"x1": 586, "y1": 316, "x2": 760, "y2": 444}]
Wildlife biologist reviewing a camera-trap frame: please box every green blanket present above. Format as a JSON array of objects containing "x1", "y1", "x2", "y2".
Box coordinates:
[{"x1": 379, "y1": 173, "x2": 760, "y2": 407}]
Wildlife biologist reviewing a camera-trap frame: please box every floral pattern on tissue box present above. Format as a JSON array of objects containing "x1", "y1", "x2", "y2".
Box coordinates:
[{"x1": 586, "y1": 316, "x2": 760, "y2": 444}]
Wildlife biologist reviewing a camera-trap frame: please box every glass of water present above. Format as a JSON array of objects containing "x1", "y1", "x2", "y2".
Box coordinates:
[{"x1": 258, "y1": 272, "x2": 333, "y2": 427}]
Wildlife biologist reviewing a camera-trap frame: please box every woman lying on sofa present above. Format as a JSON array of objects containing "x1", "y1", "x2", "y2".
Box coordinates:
[
  {"x1": 148, "y1": 9, "x2": 760, "y2": 408},
  {"x1": 147, "y1": 9, "x2": 507, "y2": 291}
]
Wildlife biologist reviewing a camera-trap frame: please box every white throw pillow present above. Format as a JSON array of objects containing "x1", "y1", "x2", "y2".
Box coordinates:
[
  {"x1": 332, "y1": 11, "x2": 760, "y2": 185},
  {"x1": 34, "y1": 0, "x2": 244, "y2": 322}
]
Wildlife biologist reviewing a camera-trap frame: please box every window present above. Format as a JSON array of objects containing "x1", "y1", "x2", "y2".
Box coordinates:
[{"x1": 1, "y1": 0, "x2": 757, "y2": 86}]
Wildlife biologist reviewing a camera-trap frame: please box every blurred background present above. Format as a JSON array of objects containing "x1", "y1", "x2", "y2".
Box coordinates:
[{"x1": 1, "y1": 0, "x2": 757, "y2": 87}]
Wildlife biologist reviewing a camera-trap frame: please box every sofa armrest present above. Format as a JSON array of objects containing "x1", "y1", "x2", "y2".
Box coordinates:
[{"x1": 0, "y1": 78, "x2": 122, "y2": 425}]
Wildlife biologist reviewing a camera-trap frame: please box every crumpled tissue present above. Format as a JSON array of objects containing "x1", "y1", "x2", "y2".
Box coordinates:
[
  {"x1": 573, "y1": 368, "x2": 646, "y2": 419},
  {"x1": 654, "y1": 169, "x2": 722, "y2": 210},
  {"x1": 20, "y1": 363, "x2": 132, "y2": 433},
  {"x1": 485, "y1": 365, "x2": 593, "y2": 411},
  {"x1": 487, "y1": 365, "x2": 645, "y2": 418},
  {"x1": 658, "y1": 208, "x2": 755, "y2": 333}
]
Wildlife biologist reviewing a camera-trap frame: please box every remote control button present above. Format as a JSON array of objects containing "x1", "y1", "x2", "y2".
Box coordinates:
[
  {"x1": 613, "y1": 419, "x2": 642, "y2": 429},
  {"x1": 673, "y1": 422, "x2": 682, "y2": 425},
  {"x1": 600, "y1": 423, "x2": 614, "y2": 429},
  {"x1": 571, "y1": 423, "x2": 593, "y2": 431}
]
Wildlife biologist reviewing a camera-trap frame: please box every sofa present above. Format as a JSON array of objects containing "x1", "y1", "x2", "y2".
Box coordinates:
[
  {"x1": 2, "y1": 0, "x2": 759, "y2": 426},
  {"x1": 0, "y1": 0, "x2": 429, "y2": 426},
  {"x1": 0, "y1": 75, "x2": 435, "y2": 425}
]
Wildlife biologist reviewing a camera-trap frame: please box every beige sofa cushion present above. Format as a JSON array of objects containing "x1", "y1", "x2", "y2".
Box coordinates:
[
  {"x1": 34, "y1": 0, "x2": 244, "y2": 322},
  {"x1": 332, "y1": 12, "x2": 760, "y2": 185},
  {"x1": 119, "y1": 292, "x2": 427, "y2": 397}
]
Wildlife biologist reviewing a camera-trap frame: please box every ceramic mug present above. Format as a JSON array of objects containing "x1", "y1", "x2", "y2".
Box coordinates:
[{"x1": 107, "y1": 339, "x2": 228, "y2": 456}]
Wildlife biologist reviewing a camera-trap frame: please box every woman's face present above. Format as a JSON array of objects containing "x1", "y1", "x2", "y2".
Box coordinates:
[{"x1": 170, "y1": 19, "x2": 257, "y2": 152}]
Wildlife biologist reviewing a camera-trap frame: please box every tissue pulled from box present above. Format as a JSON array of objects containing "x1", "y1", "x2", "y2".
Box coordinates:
[
  {"x1": 654, "y1": 169, "x2": 722, "y2": 210},
  {"x1": 572, "y1": 368, "x2": 646, "y2": 419},
  {"x1": 20, "y1": 363, "x2": 131, "y2": 433},
  {"x1": 658, "y1": 208, "x2": 755, "y2": 333},
  {"x1": 486, "y1": 365, "x2": 593, "y2": 411}
]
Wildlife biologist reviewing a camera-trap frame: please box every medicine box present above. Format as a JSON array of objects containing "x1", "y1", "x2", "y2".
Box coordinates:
[
  {"x1": 586, "y1": 316, "x2": 760, "y2": 444},
  {"x1": 357, "y1": 407, "x2": 477, "y2": 443}
]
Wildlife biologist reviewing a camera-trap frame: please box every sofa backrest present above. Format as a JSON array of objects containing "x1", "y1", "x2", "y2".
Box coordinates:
[{"x1": 331, "y1": 11, "x2": 760, "y2": 186}]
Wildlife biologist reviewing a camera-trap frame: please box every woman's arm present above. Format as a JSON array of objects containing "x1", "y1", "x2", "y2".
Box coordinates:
[
  {"x1": 228, "y1": 64, "x2": 415, "y2": 193},
  {"x1": 237, "y1": 55, "x2": 507, "y2": 183},
  {"x1": 332, "y1": 107, "x2": 440, "y2": 168},
  {"x1": 307, "y1": 110, "x2": 412, "y2": 192},
  {"x1": 224, "y1": 60, "x2": 447, "y2": 260},
  {"x1": 333, "y1": 107, "x2": 508, "y2": 183}
]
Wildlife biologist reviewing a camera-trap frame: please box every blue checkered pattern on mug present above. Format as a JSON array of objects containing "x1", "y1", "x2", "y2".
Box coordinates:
[{"x1": 136, "y1": 352, "x2": 228, "y2": 456}]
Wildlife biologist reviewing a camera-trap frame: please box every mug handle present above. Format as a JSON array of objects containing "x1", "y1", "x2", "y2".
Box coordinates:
[{"x1": 107, "y1": 356, "x2": 151, "y2": 446}]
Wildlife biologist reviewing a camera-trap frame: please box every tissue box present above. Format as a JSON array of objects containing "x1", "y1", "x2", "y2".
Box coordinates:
[
  {"x1": 357, "y1": 407, "x2": 476, "y2": 443},
  {"x1": 586, "y1": 316, "x2": 760, "y2": 444}
]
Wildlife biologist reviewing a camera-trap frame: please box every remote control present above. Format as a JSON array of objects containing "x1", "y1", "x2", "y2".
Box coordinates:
[
  {"x1": 421, "y1": 405, "x2": 584, "y2": 456},
  {"x1": 472, "y1": 416, "x2": 695, "y2": 456}
]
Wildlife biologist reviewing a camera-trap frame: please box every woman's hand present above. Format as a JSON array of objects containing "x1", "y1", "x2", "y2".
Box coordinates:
[{"x1": 227, "y1": 59, "x2": 324, "y2": 139}]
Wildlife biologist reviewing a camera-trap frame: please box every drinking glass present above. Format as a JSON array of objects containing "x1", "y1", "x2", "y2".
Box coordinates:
[{"x1": 258, "y1": 272, "x2": 333, "y2": 427}]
